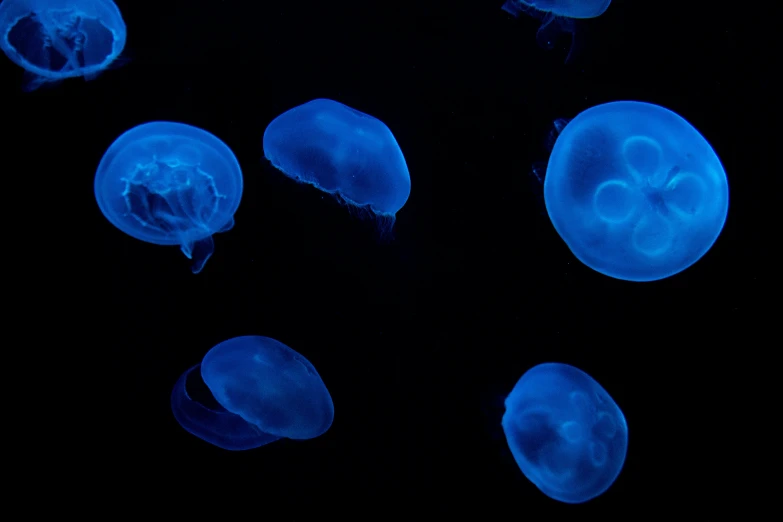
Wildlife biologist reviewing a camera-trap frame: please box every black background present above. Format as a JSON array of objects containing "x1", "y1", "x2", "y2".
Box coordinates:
[{"x1": 4, "y1": 0, "x2": 767, "y2": 511}]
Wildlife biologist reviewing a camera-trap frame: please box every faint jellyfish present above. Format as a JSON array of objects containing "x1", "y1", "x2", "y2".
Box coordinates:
[
  {"x1": 538, "y1": 101, "x2": 729, "y2": 282},
  {"x1": 94, "y1": 121, "x2": 243, "y2": 274},
  {"x1": 263, "y1": 98, "x2": 411, "y2": 235},
  {"x1": 501, "y1": 0, "x2": 611, "y2": 62},
  {"x1": 502, "y1": 362, "x2": 628, "y2": 504},
  {"x1": 0, "y1": 0, "x2": 127, "y2": 91},
  {"x1": 171, "y1": 336, "x2": 335, "y2": 451}
]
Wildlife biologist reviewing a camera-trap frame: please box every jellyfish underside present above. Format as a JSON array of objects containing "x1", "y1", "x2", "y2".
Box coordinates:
[
  {"x1": 4, "y1": 8, "x2": 119, "y2": 90},
  {"x1": 95, "y1": 122, "x2": 244, "y2": 274},
  {"x1": 121, "y1": 157, "x2": 234, "y2": 274}
]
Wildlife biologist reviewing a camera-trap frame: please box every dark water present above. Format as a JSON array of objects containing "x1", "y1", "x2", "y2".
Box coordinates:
[{"x1": 3, "y1": 0, "x2": 766, "y2": 511}]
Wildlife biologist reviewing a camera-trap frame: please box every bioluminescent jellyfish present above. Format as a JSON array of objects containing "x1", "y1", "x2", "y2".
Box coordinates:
[
  {"x1": 171, "y1": 336, "x2": 334, "y2": 451},
  {"x1": 94, "y1": 121, "x2": 243, "y2": 274},
  {"x1": 502, "y1": 362, "x2": 628, "y2": 504},
  {"x1": 0, "y1": 0, "x2": 127, "y2": 91},
  {"x1": 501, "y1": 0, "x2": 611, "y2": 62},
  {"x1": 543, "y1": 101, "x2": 729, "y2": 282},
  {"x1": 263, "y1": 98, "x2": 411, "y2": 231}
]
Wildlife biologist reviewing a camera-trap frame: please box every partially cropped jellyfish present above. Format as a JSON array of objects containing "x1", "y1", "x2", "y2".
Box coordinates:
[
  {"x1": 542, "y1": 101, "x2": 729, "y2": 282},
  {"x1": 501, "y1": 0, "x2": 611, "y2": 62},
  {"x1": 94, "y1": 122, "x2": 243, "y2": 274},
  {"x1": 502, "y1": 362, "x2": 628, "y2": 504},
  {"x1": 171, "y1": 336, "x2": 334, "y2": 451},
  {"x1": 263, "y1": 98, "x2": 411, "y2": 233},
  {"x1": 0, "y1": 0, "x2": 127, "y2": 91}
]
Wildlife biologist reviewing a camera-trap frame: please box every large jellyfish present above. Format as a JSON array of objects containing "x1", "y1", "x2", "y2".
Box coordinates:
[
  {"x1": 502, "y1": 362, "x2": 628, "y2": 504},
  {"x1": 0, "y1": 0, "x2": 127, "y2": 91},
  {"x1": 542, "y1": 101, "x2": 729, "y2": 282},
  {"x1": 501, "y1": 0, "x2": 611, "y2": 62},
  {"x1": 263, "y1": 98, "x2": 411, "y2": 232},
  {"x1": 171, "y1": 336, "x2": 334, "y2": 451},
  {"x1": 94, "y1": 121, "x2": 243, "y2": 274}
]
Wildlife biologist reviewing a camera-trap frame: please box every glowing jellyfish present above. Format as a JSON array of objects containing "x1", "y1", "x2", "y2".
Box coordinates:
[
  {"x1": 171, "y1": 336, "x2": 334, "y2": 451},
  {"x1": 263, "y1": 98, "x2": 411, "y2": 230},
  {"x1": 0, "y1": 0, "x2": 127, "y2": 91},
  {"x1": 502, "y1": 362, "x2": 628, "y2": 504},
  {"x1": 501, "y1": 0, "x2": 611, "y2": 61},
  {"x1": 543, "y1": 101, "x2": 729, "y2": 282},
  {"x1": 94, "y1": 121, "x2": 243, "y2": 274}
]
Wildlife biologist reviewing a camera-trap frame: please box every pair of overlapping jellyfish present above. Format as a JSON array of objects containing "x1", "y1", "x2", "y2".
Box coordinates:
[
  {"x1": 502, "y1": 0, "x2": 612, "y2": 61},
  {"x1": 172, "y1": 335, "x2": 334, "y2": 450},
  {"x1": 502, "y1": 362, "x2": 628, "y2": 503},
  {"x1": 533, "y1": 101, "x2": 729, "y2": 282},
  {"x1": 0, "y1": 0, "x2": 127, "y2": 91},
  {"x1": 93, "y1": 99, "x2": 412, "y2": 273}
]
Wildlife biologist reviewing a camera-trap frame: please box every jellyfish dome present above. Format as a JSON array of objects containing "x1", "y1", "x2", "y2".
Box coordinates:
[
  {"x1": 543, "y1": 101, "x2": 729, "y2": 282},
  {"x1": 263, "y1": 98, "x2": 411, "y2": 226},
  {"x1": 94, "y1": 121, "x2": 243, "y2": 274},
  {"x1": 502, "y1": 362, "x2": 628, "y2": 504},
  {"x1": 0, "y1": 0, "x2": 127, "y2": 91},
  {"x1": 171, "y1": 336, "x2": 334, "y2": 451}
]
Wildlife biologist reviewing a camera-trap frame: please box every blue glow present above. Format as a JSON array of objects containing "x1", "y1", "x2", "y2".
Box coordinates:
[
  {"x1": 501, "y1": 0, "x2": 611, "y2": 61},
  {"x1": 502, "y1": 362, "x2": 628, "y2": 504},
  {"x1": 94, "y1": 121, "x2": 243, "y2": 274},
  {"x1": 263, "y1": 98, "x2": 411, "y2": 227},
  {"x1": 0, "y1": 0, "x2": 127, "y2": 91},
  {"x1": 171, "y1": 336, "x2": 334, "y2": 451},
  {"x1": 543, "y1": 101, "x2": 729, "y2": 282}
]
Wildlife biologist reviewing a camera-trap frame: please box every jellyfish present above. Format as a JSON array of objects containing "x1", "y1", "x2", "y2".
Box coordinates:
[
  {"x1": 94, "y1": 121, "x2": 243, "y2": 274},
  {"x1": 263, "y1": 98, "x2": 411, "y2": 232},
  {"x1": 171, "y1": 336, "x2": 334, "y2": 451},
  {"x1": 501, "y1": 0, "x2": 611, "y2": 62},
  {"x1": 0, "y1": 0, "x2": 127, "y2": 91},
  {"x1": 542, "y1": 101, "x2": 729, "y2": 282},
  {"x1": 502, "y1": 362, "x2": 628, "y2": 504}
]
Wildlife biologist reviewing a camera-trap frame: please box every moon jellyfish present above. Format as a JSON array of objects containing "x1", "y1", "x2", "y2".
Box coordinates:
[
  {"x1": 263, "y1": 98, "x2": 411, "y2": 232},
  {"x1": 94, "y1": 122, "x2": 243, "y2": 274},
  {"x1": 0, "y1": 0, "x2": 127, "y2": 91},
  {"x1": 171, "y1": 336, "x2": 334, "y2": 451},
  {"x1": 502, "y1": 362, "x2": 628, "y2": 504},
  {"x1": 501, "y1": 0, "x2": 611, "y2": 62},
  {"x1": 543, "y1": 101, "x2": 729, "y2": 282}
]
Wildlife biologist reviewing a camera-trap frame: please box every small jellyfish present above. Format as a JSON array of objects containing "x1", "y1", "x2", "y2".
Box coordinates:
[
  {"x1": 502, "y1": 362, "x2": 628, "y2": 504},
  {"x1": 171, "y1": 336, "x2": 334, "y2": 451},
  {"x1": 0, "y1": 0, "x2": 127, "y2": 91},
  {"x1": 501, "y1": 0, "x2": 611, "y2": 61},
  {"x1": 542, "y1": 101, "x2": 729, "y2": 282},
  {"x1": 263, "y1": 98, "x2": 411, "y2": 232},
  {"x1": 94, "y1": 121, "x2": 243, "y2": 274}
]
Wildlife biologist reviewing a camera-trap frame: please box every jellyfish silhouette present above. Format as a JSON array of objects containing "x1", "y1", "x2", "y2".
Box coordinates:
[
  {"x1": 502, "y1": 362, "x2": 628, "y2": 504},
  {"x1": 0, "y1": 0, "x2": 127, "y2": 91},
  {"x1": 501, "y1": 0, "x2": 611, "y2": 62},
  {"x1": 171, "y1": 336, "x2": 334, "y2": 451},
  {"x1": 94, "y1": 121, "x2": 243, "y2": 274},
  {"x1": 541, "y1": 101, "x2": 729, "y2": 282},
  {"x1": 263, "y1": 98, "x2": 411, "y2": 233}
]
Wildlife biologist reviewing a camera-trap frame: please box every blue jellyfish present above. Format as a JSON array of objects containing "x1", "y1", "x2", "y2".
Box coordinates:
[
  {"x1": 501, "y1": 0, "x2": 611, "y2": 61},
  {"x1": 543, "y1": 101, "x2": 729, "y2": 282},
  {"x1": 0, "y1": 0, "x2": 127, "y2": 91},
  {"x1": 263, "y1": 98, "x2": 411, "y2": 231},
  {"x1": 171, "y1": 336, "x2": 334, "y2": 451},
  {"x1": 502, "y1": 362, "x2": 628, "y2": 504},
  {"x1": 94, "y1": 121, "x2": 243, "y2": 274}
]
